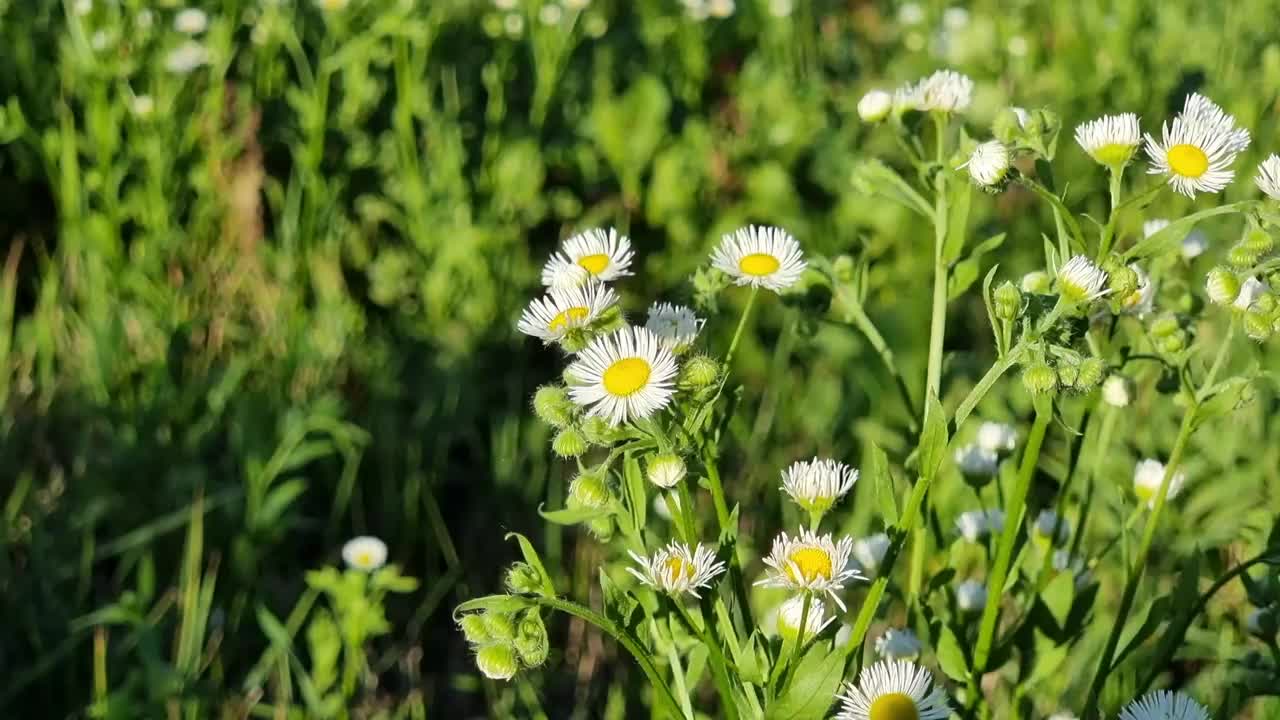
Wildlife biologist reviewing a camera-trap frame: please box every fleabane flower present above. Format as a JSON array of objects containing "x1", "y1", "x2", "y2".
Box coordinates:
[
  {"x1": 627, "y1": 541, "x2": 725, "y2": 598},
  {"x1": 858, "y1": 90, "x2": 893, "y2": 122},
  {"x1": 834, "y1": 659, "x2": 951, "y2": 720},
  {"x1": 1121, "y1": 264, "x2": 1156, "y2": 317},
  {"x1": 955, "y1": 509, "x2": 1005, "y2": 542},
  {"x1": 906, "y1": 69, "x2": 974, "y2": 113},
  {"x1": 780, "y1": 457, "x2": 859, "y2": 515},
  {"x1": 953, "y1": 443, "x2": 998, "y2": 478},
  {"x1": 976, "y1": 421, "x2": 1018, "y2": 454},
  {"x1": 342, "y1": 536, "x2": 388, "y2": 572},
  {"x1": 962, "y1": 140, "x2": 1012, "y2": 188},
  {"x1": 756, "y1": 529, "x2": 862, "y2": 610},
  {"x1": 566, "y1": 326, "x2": 678, "y2": 426},
  {"x1": 1134, "y1": 458, "x2": 1187, "y2": 508},
  {"x1": 1075, "y1": 113, "x2": 1141, "y2": 167},
  {"x1": 647, "y1": 453, "x2": 687, "y2": 489},
  {"x1": 852, "y1": 533, "x2": 891, "y2": 576},
  {"x1": 1057, "y1": 255, "x2": 1109, "y2": 304},
  {"x1": 1032, "y1": 509, "x2": 1070, "y2": 546},
  {"x1": 644, "y1": 302, "x2": 703, "y2": 353},
  {"x1": 1235, "y1": 277, "x2": 1270, "y2": 311},
  {"x1": 777, "y1": 595, "x2": 835, "y2": 642},
  {"x1": 1145, "y1": 93, "x2": 1251, "y2": 197},
  {"x1": 956, "y1": 579, "x2": 987, "y2": 612},
  {"x1": 1256, "y1": 154, "x2": 1280, "y2": 201},
  {"x1": 1103, "y1": 375, "x2": 1133, "y2": 407},
  {"x1": 711, "y1": 225, "x2": 806, "y2": 292},
  {"x1": 542, "y1": 228, "x2": 634, "y2": 289},
  {"x1": 874, "y1": 628, "x2": 922, "y2": 660},
  {"x1": 174, "y1": 8, "x2": 209, "y2": 34},
  {"x1": 517, "y1": 281, "x2": 617, "y2": 346},
  {"x1": 1118, "y1": 690, "x2": 1210, "y2": 720}
]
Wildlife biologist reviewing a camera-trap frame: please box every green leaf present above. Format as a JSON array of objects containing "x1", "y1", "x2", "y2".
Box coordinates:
[
  {"x1": 452, "y1": 594, "x2": 534, "y2": 618},
  {"x1": 850, "y1": 160, "x2": 933, "y2": 218},
  {"x1": 765, "y1": 644, "x2": 844, "y2": 720},
  {"x1": 735, "y1": 631, "x2": 768, "y2": 686},
  {"x1": 538, "y1": 503, "x2": 611, "y2": 525},
  {"x1": 936, "y1": 625, "x2": 969, "y2": 682},
  {"x1": 505, "y1": 532, "x2": 556, "y2": 597},
  {"x1": 256, "y1": 478, "x2": 308, "y2": 528},
  {"x1": 868, "y1": 442, "x2": 899, "y2": 526},
  {"x1": 1041, "y1": 571, "x2": 1074, "y2": 629},
  {"x1": 918, "y1": 393, "x2": 949, "y2": 480},
  {"x1": 943, "y1": 180, "x2": 972, "y2": 263},
  {"x1": 624, "y1": 453, "x2": 647, "y2": 532},
  {"x1": 1113, "y1": 595, "x2": 1170, "y2": 669},
  {"x1": 598, "y1": 568, "x2": 639, "y2": 632},
  {"x1": 1123, "y1": 202, "x2": 1251, "y2": 260},
  {"x1": 1025, "y1": 633, "x2": 1069, "y2": 688},
  {"x1": 948, "y1": 233, "x2": 1006, "y2": 300}
]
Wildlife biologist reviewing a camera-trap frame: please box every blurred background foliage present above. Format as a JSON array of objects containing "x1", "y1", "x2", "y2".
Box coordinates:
[{"x1": 0, "y1": 0, "x2": 1278, "y2": 716}]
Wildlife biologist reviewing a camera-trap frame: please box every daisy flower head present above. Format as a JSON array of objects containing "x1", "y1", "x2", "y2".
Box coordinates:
[
  {"x1": 710, "y1": 225, "x2": 806, "y2": 293},
  {"x1": 1235, "y1": 276, "x2": 1270, "y2": 311},
  {"x1": 956, "y1": 579, "x2": 987, "y2": 612},
  {"x1": 852, "y1": 533, "x2": 891, "y2": 576},
  {"x1": 976, "y1": 421, "x2": 1018, "y2": 454},
  {"x1": 911, "y1": 69, "x2": 974, "y2": 113},
  {"x1": 1121, "y1": 264, "x2": 1156, "y2": 317},
  {"x1": 1256, "y1": 154, "x2": 1280, "y2": 201},
  {"x1": 566, "y1": 326, "x2": 678, "y2": 426},
  {"x1": 541, "y1": 228, "x2": 634, "y2": 289},
  {"x1": 627, "y1": 541, "x2": 725, "y2": 598},
  {"x1": 517, "y1": 281, "x2": 618, "y2": 347},
  {"x1": 776, "y1": 595, "x2": 835, "y2": 643},
  {"x1": 342, "y1": 536, "x2": 388, "y2": 572},
  {"x1": 1075, "y1": 113, "x2": 1141, "y2": 167},
  {"x1": 780, "y1": 457, "x2": 859, "y2": 516},
  {"x1": 756, "y1": 528, "x2": 862, "y2": 610},
  {"x1": 1032, "y1": 509, "x2": 1070, "y2": 547},
  {"x1": 874, "y1": 628, "x2": 922, "y2": 660},
  {"x1": 1145, "y1": 93, "x2": 1251, "y2": 197},
  {"x1": 1118, "y1": 690, "x2": 1210, "y2": 720},
  {"x1": 1057, "y1": 255, "x2": 1109, "y2": 304},
  {"x1": 1103, "y1": 374, "x2": 1133, "y2": 408},
  {"x1": 962, "y1": 140, "x2": 1012, "y2": 189},
  {"x1": 834, "y1": 659, "x2": 950, "y2": 720},
  {"x1": 1133, "y1": 458, "x2": 1187, "y2": 508},
  {"x1": 858, "y1": 89, "x2": 893, "y2": 122},
  {"x1": 955, "y1": 509, "x2": 1005, "y2": 543},
  {"x1": 953, "y1": 443, "x2": 998, "y2": 479},
  {"x1": 644, "y1": 302, "x2": 703, "y2": 353}
]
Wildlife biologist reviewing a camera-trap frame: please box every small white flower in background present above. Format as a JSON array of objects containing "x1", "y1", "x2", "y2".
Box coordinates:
[
  {"x1": 517, "y1": 282, "x2": 617, "y2": 345},
  {"x1": 165, "y1": 41, "x2": 210, "y2": 74},
  {"x1": 1205, "y1": 267, "x2": 1240, "y2": 306},
  {"x1": 756, "y1": 528, "x2": 863, "y2": 610},
  {"x1": 707, "y1": 0, "x2": 735, "y2": 18},
  {"x1": 342, "y1": 536, "x2": 388, "y2": 571},
  {"x1": 956, "y1": 579, "x2": 987, "y2": 612},
  {"x1": 647, "y1": 453, "x2": 686, "y2": 489},
  {"x1": 711, "y1": 225, "x2": 807, "y2": 293},
  {"x1": 897, "y1": 2, "x2": 925, "y2": 25},
  {"x1": 1234, "y1": 276, "x2": 1269, "y2": 310},
  {"x1": 776, "y1": 595, "x2": 834, "y2": 642},
  {"x1": 907, "y1": 69, "x2": 974, "y2": 113},
  {"x1": 538, "y1": 3, "x2": 563, "y2": 25},
  {"x1": 1181, "y1": 229, "x2": 1209, "y2": 259},
  {"x1": 91, "y1": 30, "x2": 112, "y2": 51},
  {"x1": 174, "y1": 8, "x2": 208, "y2": 34},
  {"x1": 1048, "y1": 713, "x2": 1079, "y2": 720},
  {"x1": 857, "y1": 90, "x2": 893, "y2": 122},
  {"x1": 503, "y1": 13, "x2": 526, "y2": 38},
  {"x1": 1120, "y1": 264, "x2": 1156, "y2": 317},
  {"x1": 542, "y1": 228, "x2": 635, "y2": 289},
  {"x1": 834, "y1": 659, "x2": 950, "y2": 720},
  {"x1": 1010, "y1": 106, "x2": 1030, "y2": 129},
  {"x1": 73, "y1": 0, "x2": 92, "y2": 16},
  {"x1": 644, "y1": 302, "x2": 703, "y2": 353},
  {"x1": 1057, "y1": 255, "x2": 1109, "y2": 304},
  {"x1": 1102, "y1": 375, "x2": 1133, "y2": 407},
  {"x1": 1133, "y1": 458, "x2": 1186, "y2": 507},
  {"x1": 976, "y1": 421, "x2": 1017, "y2": 454},
  {"x1": 627, "y1": 541, "x2": 725, "y2": 598},
  {"x1": 1075, "y1": 113, "x2": 1141, "y2": 167},
  {"x1": 767, "y1": 0, "x2": 793, "y2": 18},
  {"x1": 1118, "y1": 690, "x2": 1210, "y2": 720},
  {"x1": 1021, "y1": 270, "x2": 1052, "y2": 294},
  {"x1": 130, "y1": 95, "x2": 156, "y2": 118},
  {"x1": 1052, "y1": 550, "x2": 1091, "y2": 588},
  {"x1": 962, "y1": 141, "x2": 1012, "y2": 188},
  {"x1": 1007, "y1": 35, "x2": 1028, "y2": 56},
  {"x1": 851, "y1": 533, "x2": 891, "y2": 576},
  {"x1": 874, "y1": 628, "x2": 922, "y2": 660},
  {"x1": 1256, "y1": 154, "x2": 1280, "y2": 201},
  {"x1": 780, "y1": 457, "x2": 859, "y2": 515},
  {"x1": 953, "y1": 443, "x2": 998, "y2": 478},
  {"x1": 1145, "y1": 93, "x2": 1251, "y2": 197},
  {"x1": 1143, "y1": 218, "x2": 1170, "y2": 239},
  {"x1": 955, "y1": 509, "x2": 1004, "y2": 542},
  {"x1": 942, "y1": 6, "x2": 969, "y2": 29},
  {"x1": 1033, "y1": 509, "x2": 1070, "y2": 546},
  {"x1": 565, "y1": 326, "x2": 678, "y2": 426},
  {"x1": 136, "y1": 9, "x2": 155, "y2": 29}
]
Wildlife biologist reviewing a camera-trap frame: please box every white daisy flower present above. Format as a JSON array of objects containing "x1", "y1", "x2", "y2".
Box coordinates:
[
  {"x1": 756, "y1": 529, "x2": 862, "y2": 610},
  {"x1": 517, "y1": 282, "x2": 618, "y2": 345},
  {"x1": 131, "y1": 95, "x2": 156, "y2": 118},
  {"x1": 710, "y1": 225, "x2": 806, "y2": 293},
  {"x1": 1118, "y1": 690, "x2": 1210, "y2": 720},
  {"x1": 1121, "y1": 264, "x2": 1156, "y2": 317},
  {"x1": 956, "y1": 579, "x2": 987, "y2": 612},
  {"x1": 1235, "y1": 277, "x2": 1270, "y2": 310},
  {"x1": 1032, "y1": 509, "x2": 1070, "y2": 546},
  {"x1": 541, "y1": 228, "x2": 634, "y2": 289},
  {"x1": 954, "y1": 443, "x2": 998, "y2": 477},
  {"x1": 164, "y1": 41, "x2": 209, "y2": 74},
  {"x1": 962, "y1": 141, "x2": 1012, "y2": 188},
  {"x1": 976, "y1": 421, "x2": 1018, "y2": 454},
  {"x1": 834, "y1": 659, "x2": 950, "y2": 720},
  {"x1": 627, "y1": 541, "x2": 726, "y2": 598},
  {"x1": 1257, "y1": 154, "x2": 1280, "y2": 201},
  {"x1": 955, "y1": 509, "x2": 1005, "y2": 542},
  {"x1": 874, "y1": 628, "x2": 922, "y2": 660},
  {"x1": 858, "y1": 90, "x2": 893, "y2": 122},
  {"x1": 1145, "y1": 93, "x2": 1251, "y2": 197},
  {"x1": 174, "y1": 8, "x2": 209, "y2": 34},
  {"x1": 644, "y1": 302, "x2": 703, "y2": 352},
  {"x1": 1074, "y1": 113, "x2": 1142, "y2": 167},
  {"x1": 780, "y1": 457, "x2": 859, "y2": 515},
  {"x1": 566, "y1": 326, "x2": 678, "y2": 426},
  {"x1": 776, "y1": 595, "x2": 835, "y2": 642},
  {"x1": 1057, "y1": 255, "x2": 1109, "y2": 304},
  {"x1": 1133, "y1": 458, "x2": 1187, "y2": 508},
  {"x1": 1102, "y1": 375, "x2": 1133, "y2": 408},
  {"x1": 342, "y1": 536, "x2": 388, "y2": 572},
  {"x1": 904, "y1": 69, "x2": 974, "y2": 113},
  {"x1": 852, "y1": 533, "x2": 891, "y2": 576}
]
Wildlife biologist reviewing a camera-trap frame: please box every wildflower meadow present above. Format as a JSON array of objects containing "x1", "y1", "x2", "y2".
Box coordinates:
[{"x1": 2, "y1": 1, "x2": 1280, "y2": 718}]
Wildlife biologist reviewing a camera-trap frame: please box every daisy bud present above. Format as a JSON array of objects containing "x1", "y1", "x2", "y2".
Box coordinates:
[
  {"x1": 1206, "y1": 267, "x2": 1241, "y2": 306},
  {"x1": 1253, "y1": 293, "x2": 1277, "y2": 316},
  {"x1": 580, "y1": 415, "x2": 616, "y2": 446},
  {"x1": 963, "y1": 140, "x2": 1012, "y2": 189},
  {"x1": 1244, "y1": 310, "x2": 1273, "y2": 341},
  {"x1": 1157, "y1": 332, "x2": 1187, "y2": 354},
  {"x1": 482, "y1": 612, "x2": 516, "y2": 642},
  {"x1": 1032, "y1": 509, "x2": 1070, "y2": 547},
  {"x1": 647, "y1": 453, "x2": 686, "y2": 489},
  {"x1": 533, "y1": 385, "x2": 575, "y2": 428},
  {"x1": 954, "y1": 444, "x2": 998, "y2": 487},
  {"x1": 514, "y1": 614, "x2": 549, "y2": 667},
  {"x1": 993, "y1": 281, "x2": 1022, "y2": 321},
  {"x1": 1102, "y1": 375, "x2": 1133, "y2": 407},
  {"x1": 977, "y1": 421, "x2": 1018, "y2": 455},
  {"x1": 476, "y1": 643, "x2": 519, "y2": 681},
  {"x1": 957, "y1": 579, "x2": 987, "y2": 612},
  {"x1": 1106, "y1": 262, "x2": 1139, "y2": 300},
  {"x1": 1057, "y1": 255, "x2": 1109, "y2": 305},
  {"x1": 505, "y1": 563, "x2": 543, "y2": 595},
  {"x1": 552, "y1": 427, "x2": 588, "y2": 458},
  {"x1": 1133, "y1": 458, "x2": 1186, "y2": 507},
  {"x1": 992, "y1": 108, "x2": 1025, "y2": 143},
  {"x1": 568, "y1": 471, "x2": 611, "y2": 510},
  {"x1": 1228, "y1": 244, "x2": 1261, "y2": 269},
  {"x1": 679, "y1": 354, "x2": 720, "y2": 389},
  {"x1": 1150, "y1": 314, "x2": 1182, "y2": 339},
  {"x1": 459, "y1": 614, "x2": 492, "y2": 644},
  {"x1": 1056, "y1": 363, "x2": 1079, "y2": 388},
  {"x1": 777, "y1": 596, "x2": 832, "y2": 644},
  {"x1": 874, "y1": 627, "x2": 923, "y2": 660},
  {"x1": 857, "y1": 89, "x2": 893, "y2": 122},
  {"x1": 1075, "y1": 357, "x2": 1105, "y2": 391},
  {"x1": 1241, "y1": 228, "x2": 1276, "y2": 258},
  {"x1": 588, "y1": 515, "x2": 615, "y2": 540},
  {"x1": 1021, "y1": 270, "x2": 1053, "y2": 294},
  {"x1": 832, "y1": 255, "x2": 855, "y2": 282},
  {"x1": 1022, "y1": 362, "x2": 1058, "y2": 395}
]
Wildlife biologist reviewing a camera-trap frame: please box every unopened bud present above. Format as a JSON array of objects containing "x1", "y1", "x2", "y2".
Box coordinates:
[
  {"x1": 580, "y1": 415, "x2": 616, "y2": 446},
  {"x1": 1056, "y1": 363, "x2": 1079, "y2": 388},
  {"x1": 1242, "y1": 229, "x2": 1275, "y2": 258},
  {"x1": 568, "y1": 471, "x2": 611, "y2": 510},
  {"x1": 647, "y1": 453, "x2": 686, "y2": 489},
  {"x1": 679, "y1": 355, "x2": 720, "y2": 389},
  {"x1": 588, "y1": 515, "x2": 615, "y2": 540},
  {"x1": 505, "y1": 563, "x2": 544, "y2": 595},
  {"x1": 476, "y1": 643, "x2": 519, "y2": 680},
  {"x1": 1252, "y1": 293, "x2": 1278, "y2": 316},
  {"x1": 514, "y1": 614, "x2": 549, "y2": 667},
  {"x1": 1075, "y1": 357, "x2": 1105, "y2": 391},
  {"x1": 1021, "y1": 271, "x2": 1052, "y2": 294},
  {"x1": 1107, "y1": 263, "x2": 1139, "y2": 300},
  {"x1": 832, "y1": 255, "x2": 855, "y2": 283},
  {"x1": 1022, "y1": 362, "x2": 1058, "y2": 395},
  {"x1": 1228, "y1": 244, "x2": 1261, "y2": 269},
  {"x1": 993, "y1": 281, "x2": 1022, "y2": 322},
  {"x1": 552, "y1": 427, "x2": 588, "y2": 458},
  {"x1": 1244, "y1": 311, "x2": 1273, "y2": 341},
  {"x1": 533, "y1": 385, "x2": 575, "y2": 428},
  {"x1": 1150, "y1": 314, "x2": 1181, "y2": 339},
  {"x1": 482, "y1": 612, "x2": 516, "y2": 641},
  {"x1": 459, "y1": 614, "x2": 492, "y2": 644},
  {"x1": 857, "y1": 90, "x2": 893, "y2": 122},
  {"x1": 1206, "y1": 267, "x2": 1241, "y2": 306},
  {"x1": 1102, "y1": 375, "x2": 1133, "y2": 407},
  {"x1": 1157, "y1": 332, "x2": 1187, "y2": 354}
]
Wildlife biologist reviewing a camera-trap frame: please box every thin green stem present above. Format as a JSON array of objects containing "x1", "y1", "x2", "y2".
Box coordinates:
[
  {"x1": 1197, "y1": 319, "x2": 1236, "y2": 400},
  {"x1": 1099, "y1": 166, "x2": 1124, "y2": 256},
  {"x1": 671, "y1": 602, "x2": 740, "y2": 720},
  {"x1": 780, "y1": 593, "x2": 812, "y2": 694},
  {"x1": 724, "y1": 287, "x2": 760, "y2": 370},
  {"x1": 836, "y1": 297, "x2": 918, "y2": 429}
]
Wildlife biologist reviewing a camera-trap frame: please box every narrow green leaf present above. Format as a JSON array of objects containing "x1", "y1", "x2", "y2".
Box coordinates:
[
  {"x1": 538, "y1": 503, "x2": 611, "y2": 525},
  {"x1": 765, "y1": 644, "x2": 843, "y2": 720},
  {"x1": 868, "y1": 443, "x2": 899, "y2": 526},
  {"x1": 1041, "y1": 571, "x2": 1074, "y2": 628},
  {"x1": 936, "y1": 625, "x2": 969, "y2": 682},
  {"x1": 918, "y1": 394, "x2": 949, "y2": 480},
  {"x1": 1123, "y1": 202, "x2": 1251, "y2": 260},
  {"x1": 452, "y1": 594, "x2": 535, "y2": 618},
  {"x1": 505, "y1": 532, "x2": 556, "y2": 597},
  {"x1": 624, "y1": 453, "x2": 647, "y2": 531}
]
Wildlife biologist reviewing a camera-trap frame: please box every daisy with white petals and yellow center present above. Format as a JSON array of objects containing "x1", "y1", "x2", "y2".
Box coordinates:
[
  {"x1": 1075, "y1": 113, "x2": 1141, "y2": 167},
  {"x1": 541, "y1": 228, "x2": 635, "y2": 289},
  {"x1": 644, "y1": 302, "x2": 703, "y2": 353},
  {"x1": 517, "y1": 281, "x2": 617, "y2": 345},
  {"x1": 1257, "y1": 154, "x2": 1280, "y2": 201},
  {"x1": 1057, "y1": 255, "x2": 1109, "y2": 304},
  {"x1": 780, "y1": 457, "x2": 859, "y2": 517},
  {"x1": 565, "y1": 326, "x2": 678, "y2": 426},
  {"x1": 1133, "y1": 458, "x2": 1186, "y2": 508},
  {"x1": 710, "y1": 225, "x2": 806, "y2": 292},
  {"x1": 1145, "y1": 93, "x2": 1251, "y2": 197},
  {"x1": 1118, "y1": 690, "x2": 1210, "y2": 720},
  {"x1": 756, "y1": 528, "x2": 862, "y2": 610},
  {"x1": 834, "y1": 659, "x2": 951, "y2": 720},
  {"x1": 342, "y1": 536, "x2": 388, "y2": 572},
  {"x1": 627, "y1": 541, "x2": 725, "y2": 598}
]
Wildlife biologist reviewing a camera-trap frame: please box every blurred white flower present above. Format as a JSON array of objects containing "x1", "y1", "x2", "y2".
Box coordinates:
[
  {"x1": 955, "y1": 509, "x2": 1005, "y2": 542},
  {"x1": 977, "y1": 421, "x2": 1018, "y2": 454},
  {"x1": 165, "y1": 41, "x2": 210, "y2": 74},
  {"x1": 1181, "y1": 229, "x2": 1209, "y2": 259},
  {"x1": 1256, "y1": 154, "x2": 1280, "y2": 201},
  {"x1": 707, "y1": 0, "x2": 735, "y2": 18},
  {"x1": 1007, "y1": 35, "x2": 1028, "y2": 56},
  {"x1": 645, "y1": 302, "x2": 703, "y2": 353},
  {"x1": 857, "y1": 90, "x2": 893, "y2": 122},
  {"x1": 1033, "y1": 509, "x2": 1070, "y2": 546},
  {"x1": 898, "y1": 69, "x2": 973, "y2": 113},
  {"x1": 1142, "y1": 218, "x2": 1170, "y2": 238},
  {"x1": 953, "y1": 443, "x2": 998, "y2": 477},
  {"x1": 777, "y1": 595, "x2": 834, "y2": 642},
  {"x1": 342, "y1": 536, "x2": 388, "y2": 571},
  {"x1": 174, "y1": 8, "x2": 209, "y2": 34},
  {"x1": 538, "y1": 4, "x2": 563, "y2": 25},
  {"x1": 1235, "y1": 277, "x2": 1269, "y2": 310},
  {"x1": 1102, "y1": 375, "x2": 1132, "y2": 408},
  {"x1": 1133, "y1": 458, "x2": 1186, "y2": 508},
  {"x1": 503, "y1": 12, "x2": 524, "y2": 36},
  {"x1": 131, "y1": 95, "x2": 156, "y2": 118},
  {"x1": 768, "y1": 0, "x2": 793, "y2": 17},
  {"x1": 874, "y1": 628, "x2": 922, "y2": 660},
  {"x1": 73, "y1": 0, "x2": 93, "y2": 17},
  {"x1": 851, "y1": 533, "x2": 891, "y2": 576},
  {"x1": 898, "y1": 3, "x2": 925, "y2": 25},
  {"x1": 942, "y1": 6, "x2": 969, "y2": 29},
  {"x1": 957, "y1": 579, "x2": 987, "y2": 612},
  {"x1": 1010, "y1": 106, "x2": 1030, "y2": 129}
]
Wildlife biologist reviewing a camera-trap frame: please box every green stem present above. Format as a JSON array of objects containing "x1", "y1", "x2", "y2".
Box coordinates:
[
  {"x1": 838, "y1": 297, "x2": 918, "y2": 429},
  {"x1": 724, "y1": 287, "x2": 760, "y2": 371},
  {"x1": 1196, "y1": 319, "x2": 1236, "y2": 400},
  {"x1": 780, "y1": 593, "x2": 812, "y2": 695},
  {"x1": 671, "y1": 602, "x2": 740, "y2": 720},
  {"x1": 1099, "y1": 166, "x2": 1124, "y2": 256},
  {"x1": 1082, "y1": 407, "x2": 1198, "y2": 718}
]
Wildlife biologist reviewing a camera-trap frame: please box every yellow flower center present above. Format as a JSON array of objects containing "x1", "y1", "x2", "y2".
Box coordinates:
[
  {"x1": 1134, "y1": 482, "x2": 1155, "y2": 503},
  {"x1": 355, "y1": 551, "x2": 373, "y2": 568},
  {"x1": 869, "y1": 692, "x2": 919, "y2": 720},
  {"x1": 1167, "y1": 143, "x2": 1209, "y2": 178},
  {"x1": 548, "y1": 306, "x2": 589, "y2": 331},
  {"x1": 577, "y1": 253, "x2": 610, "y2": 274},
  {"x1": 784, "y1": 547, "x2": 833, "y2": 583},
  {"x1": 1092, "y1": 142, "x2": 1136, "y2": 166},
  {"x1": 662, "y1": 556, "x2": 695, "y2": 581},
  {"x1": 738, "y1": 253, "x2": 780, "y2": 277},
  {"x1": 602, "y1": 357, "x2": 651, "y2": 397}
]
